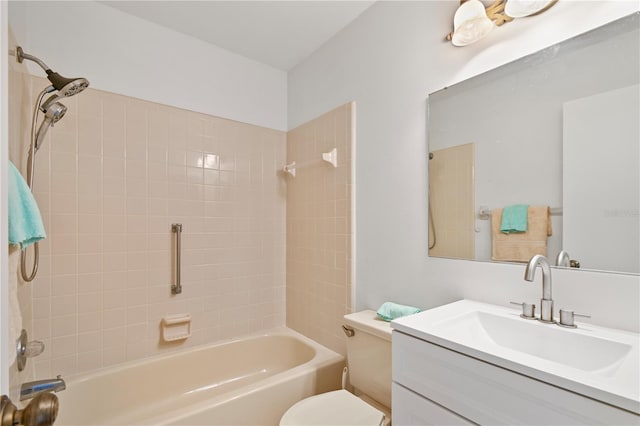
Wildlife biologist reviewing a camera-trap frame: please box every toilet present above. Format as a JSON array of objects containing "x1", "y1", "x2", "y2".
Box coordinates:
[{"x1": 280, "y1": 310, "x2": 392, "y2": 426}]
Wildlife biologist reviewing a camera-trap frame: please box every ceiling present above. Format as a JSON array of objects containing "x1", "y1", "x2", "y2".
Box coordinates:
[{"x1": 101, "y1": 1, "x2": 376, "y2": 71}]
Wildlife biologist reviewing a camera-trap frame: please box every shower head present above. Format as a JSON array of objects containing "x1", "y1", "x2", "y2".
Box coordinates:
[
  {"x1": 16, "y1": 46, "x2": 90, "y2": 98},
  {"x1": 46, "y1": 72, "x2": 89, "y2": 97},
  {"x1": 35, "y1": 102, "x2": 67, "y2": 152}
]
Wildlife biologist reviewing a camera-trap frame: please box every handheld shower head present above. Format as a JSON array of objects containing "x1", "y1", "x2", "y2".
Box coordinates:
[
  {"x1": 41, "y1": 101, "x2": 67, "y2": 121},
  {"x1": 35, "y1": 102, "x2": 67, "y2": 152}
]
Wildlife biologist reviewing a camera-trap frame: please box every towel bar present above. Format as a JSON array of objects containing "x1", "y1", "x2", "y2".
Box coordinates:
[{"x1": 478, "y1": 206, "x2": 563, "y2": 220}]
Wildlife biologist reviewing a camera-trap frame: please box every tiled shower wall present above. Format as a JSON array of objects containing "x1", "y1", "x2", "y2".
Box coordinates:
[
  {"x1": 10, "y1": 71, "x2": 287, "y2": 378},
  {"x1": 286, "y1": 103, "x2": 354, "y2": 356}
]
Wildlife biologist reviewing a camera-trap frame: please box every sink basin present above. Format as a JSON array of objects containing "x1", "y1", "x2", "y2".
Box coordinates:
[
  {"x1": 436, "y1": 310, "x2": 632, "y2": 373},
  {"x1": 391, "y1": 299, "x2": 640, "y2": 414}
]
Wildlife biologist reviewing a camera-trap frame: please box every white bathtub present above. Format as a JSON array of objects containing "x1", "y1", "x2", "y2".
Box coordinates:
[{"x1": 56, "y1": 328, "x2": 344, "y2": 425}]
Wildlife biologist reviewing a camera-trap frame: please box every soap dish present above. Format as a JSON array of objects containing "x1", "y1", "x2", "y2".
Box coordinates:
[{"x1": 161, "y1": 314, "x2": 191, "y2": 342}]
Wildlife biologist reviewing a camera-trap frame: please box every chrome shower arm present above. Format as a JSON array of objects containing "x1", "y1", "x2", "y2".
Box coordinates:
[{"x1": 16, "y1": 46, "x2": 52, "y2": 73}]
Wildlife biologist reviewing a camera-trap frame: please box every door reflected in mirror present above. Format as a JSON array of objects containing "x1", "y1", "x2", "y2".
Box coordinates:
[{"x1": 427, "y1": 13, "x2": 639, "y2": 274}]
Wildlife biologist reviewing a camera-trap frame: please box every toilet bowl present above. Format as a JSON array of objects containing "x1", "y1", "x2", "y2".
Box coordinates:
[
  {"x1": 280, "y1": 389, "x2": 385, "y2": 426},
  {"x1": 279, "y1": 310, "x2": 392, "y2": 426}
]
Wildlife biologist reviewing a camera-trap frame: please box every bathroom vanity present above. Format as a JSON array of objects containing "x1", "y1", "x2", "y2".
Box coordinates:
[{"x1": 390, "y1": 300, "x2": 640, "y2": 425}]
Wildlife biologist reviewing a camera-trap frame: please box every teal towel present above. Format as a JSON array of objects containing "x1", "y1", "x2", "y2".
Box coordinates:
[
  {"x1": 376, "y1": 302, "x2": 421, "y2": 322},
  {"x1": 500, "y1": 204, "x2": 529, "y2": 234},
  {"x1": 8, "y1": 161, "x2": 46, "y2": 248}
]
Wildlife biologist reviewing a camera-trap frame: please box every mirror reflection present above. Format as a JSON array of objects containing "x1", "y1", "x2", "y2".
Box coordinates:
[{"x1": 427, "y1": 13, "x2": 639, "y2": 274}]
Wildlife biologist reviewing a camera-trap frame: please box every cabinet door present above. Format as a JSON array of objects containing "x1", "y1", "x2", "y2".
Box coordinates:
[{"x1": 392, "y1": 383, "x2": 475, "y2": 426}]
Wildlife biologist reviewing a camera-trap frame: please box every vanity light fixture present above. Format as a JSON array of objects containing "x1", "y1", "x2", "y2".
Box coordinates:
[
  {"x1": 446, "y1": 0, "x2": 557, "y2": 46},
  {"x1": 504, "y1": 0, "x2": 558, "y2": 18},
  {"x1": 448, "y1": 0, "x2": 497, "y2": 46}
]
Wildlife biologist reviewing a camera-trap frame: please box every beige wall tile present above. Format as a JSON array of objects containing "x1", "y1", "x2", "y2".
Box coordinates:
[
  {"x1": 10, "y1": 76, "x2": 286, "y2": 378},
  {"x1": 285, "y1": 103, "x2": 354, "y2": 355}
]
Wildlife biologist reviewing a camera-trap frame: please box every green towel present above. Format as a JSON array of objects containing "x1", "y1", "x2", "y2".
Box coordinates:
[
  {"x1": 376, "y1": 302, "x2": 421, "y2": 322},
  {"x1": 8, "y1": 161, "x2": 46, "y2": 248},
  {"x1": 500, "y1": 204, "x2": 529, "y2": 234}
]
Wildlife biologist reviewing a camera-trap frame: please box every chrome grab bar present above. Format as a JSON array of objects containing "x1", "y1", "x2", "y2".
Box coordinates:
[{"x1": 172, "y1": 223, "x2": 182, "y2": 295}]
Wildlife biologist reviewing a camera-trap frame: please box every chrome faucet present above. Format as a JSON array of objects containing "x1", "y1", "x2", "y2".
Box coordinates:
[
  {"x1": 524, "y1": 254, "x2": 555, "y2": 323},
  {"x1": 20, "y1": 376, "x2": 66, "y2": 401},
  {"x1": 555, "y1": 250, "x2": 570, "y2": 267}
]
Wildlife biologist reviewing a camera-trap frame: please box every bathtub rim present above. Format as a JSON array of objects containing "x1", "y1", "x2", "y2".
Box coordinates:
[{"x1": 65, "y1": 326, "x2": 332, "y2": 386}]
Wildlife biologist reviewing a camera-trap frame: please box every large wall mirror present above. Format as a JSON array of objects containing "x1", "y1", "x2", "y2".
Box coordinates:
[{"x1": 427, "y1": 12, "x2": 639, "y2": 275}]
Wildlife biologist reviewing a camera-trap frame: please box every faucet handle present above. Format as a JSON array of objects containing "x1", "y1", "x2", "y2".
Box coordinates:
[
  {"x1": 558, "y1": 309, "x2": 591, "y2": 328},
  {"x1": 510, "y1": 301, "x2": 536, "y2": 320},
  {"x1": 16, "y1": 329, "x2": 45, "y2": 372}
]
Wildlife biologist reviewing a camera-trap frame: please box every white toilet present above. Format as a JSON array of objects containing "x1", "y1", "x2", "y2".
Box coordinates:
[{"x1": 280, "y1": 310, "x2": 392, "y2": 426}]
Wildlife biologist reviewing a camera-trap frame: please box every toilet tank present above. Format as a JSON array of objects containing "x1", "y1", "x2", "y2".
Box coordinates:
[{"x1": 343, "y1": 310, "x2": 392, "y2": 409}]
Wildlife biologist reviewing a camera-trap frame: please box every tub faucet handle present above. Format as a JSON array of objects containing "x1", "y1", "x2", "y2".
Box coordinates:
[{"x1": 17, "y1": 329, "x2": 45, "y2": 372}]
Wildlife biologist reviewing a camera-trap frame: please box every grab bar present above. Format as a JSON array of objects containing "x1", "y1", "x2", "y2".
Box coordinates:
[{"x1": 172, "y1": 223, "x2": 182, "y2": 295}]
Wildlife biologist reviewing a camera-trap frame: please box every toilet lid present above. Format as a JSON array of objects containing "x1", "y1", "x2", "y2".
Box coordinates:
[{"x1": 280, "y1": 390, "x2": 385, "y2": 426}]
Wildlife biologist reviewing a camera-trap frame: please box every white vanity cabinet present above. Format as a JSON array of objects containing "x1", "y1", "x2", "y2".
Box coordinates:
[{"x1": 392, "y1": 330, "x2": 639, "y2": 425}]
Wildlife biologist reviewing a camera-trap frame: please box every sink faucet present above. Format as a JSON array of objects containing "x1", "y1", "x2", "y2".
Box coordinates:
[
  {"x1": 20, "y1": 376, "x2": 66, "y2": 401},
  {"x1": 524, "y1": 254, "x2": 554, "y2": 323}
]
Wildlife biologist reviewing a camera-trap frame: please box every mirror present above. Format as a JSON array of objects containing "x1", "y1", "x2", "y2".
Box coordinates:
[{"x1": 427, "y1": 13, "x2": 639, "y2": 274}]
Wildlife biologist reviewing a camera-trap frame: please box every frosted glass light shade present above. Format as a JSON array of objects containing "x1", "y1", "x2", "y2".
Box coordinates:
[
  {"x1": 452, "y1": 0, "x2": 495, "y2": 46},
  {"x1": 504, "y1": 0, "x2": 556, "y2": 18}
]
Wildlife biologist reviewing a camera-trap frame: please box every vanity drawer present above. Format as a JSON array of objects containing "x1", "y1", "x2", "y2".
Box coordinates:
[
  {"x1": 392, "y1": 382, "x2": 475, "y2": 425},
  {"x1": 392, "y1": 331, "x2": 639, "y2": 425}
]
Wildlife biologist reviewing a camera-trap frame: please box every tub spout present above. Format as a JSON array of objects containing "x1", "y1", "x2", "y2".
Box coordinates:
[{"x1": 20, "y1": 376, "x2": 66, "y2": 401}]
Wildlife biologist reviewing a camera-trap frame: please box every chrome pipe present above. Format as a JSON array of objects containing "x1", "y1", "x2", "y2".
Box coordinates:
[
  {"x1": 16, "y1": 46, "x2": 51, "y2": 73},
  {"x1": 172, "y1": 224, "x2": 183, "y2": 295}
]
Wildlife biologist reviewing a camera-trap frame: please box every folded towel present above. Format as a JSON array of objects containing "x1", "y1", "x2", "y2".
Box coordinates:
[
  {"x1": 376, "y1": 302, "x2": 421, "y2": 322},
  {"x1": 492, "y1": 206, "x2": 552, "y2": 262},
  {"x1": 8, "y1": 161, "x2": 46, "y2": 248},
  {"x1": 500, "y1": 204, "x2": 529, "y2": 234}
]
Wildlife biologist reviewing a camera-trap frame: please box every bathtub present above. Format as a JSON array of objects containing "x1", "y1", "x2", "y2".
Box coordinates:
[{"x1": 55, "y1": 328, "x2": 344, "y2": 426}]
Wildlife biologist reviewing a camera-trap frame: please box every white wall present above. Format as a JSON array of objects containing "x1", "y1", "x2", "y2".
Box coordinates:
[
  {"x1": 288, "y1": 1, "x2": 640, "y2": 332},
  {"x1": 8, "y1": 1, "x2": 287, "y2": 131}
]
